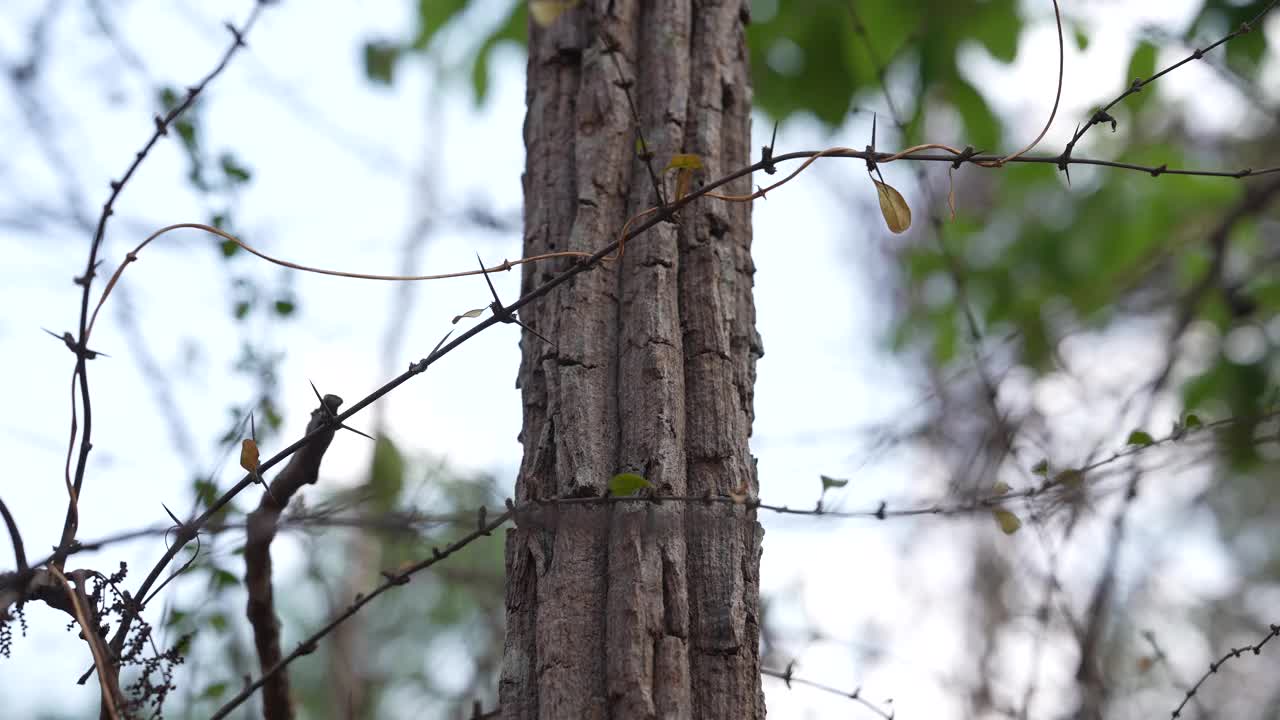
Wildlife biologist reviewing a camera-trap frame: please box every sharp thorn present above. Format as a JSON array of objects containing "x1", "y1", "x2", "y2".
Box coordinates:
[
  {"x1": 339, "y1": 423, "x2": 376, "y2": 441},
  {"x1": 512, "y1": 317, "x2": 555, "y2": 347},
  {"x1": 161, "y1": 503, "x2": 182, "y2": 526},
  {"x1": 431, "y1": 330, "x2": 454, "y2": 356},
  {"x1": 308, "y1": 379, "x2": 324, "y2": 405},
  {"x1": 476, "y1": 252, "x2": 502, "y2": 303}
]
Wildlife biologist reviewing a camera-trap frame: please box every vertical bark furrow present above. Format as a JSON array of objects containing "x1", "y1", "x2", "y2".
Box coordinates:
[{"x1": 679, "y1": 2, "x2": 763, "y2": 719}]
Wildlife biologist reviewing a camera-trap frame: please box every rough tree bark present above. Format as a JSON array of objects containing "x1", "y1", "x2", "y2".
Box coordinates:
[{"x1": 500, "y1": 1, "x2": 763, "y2": 719}]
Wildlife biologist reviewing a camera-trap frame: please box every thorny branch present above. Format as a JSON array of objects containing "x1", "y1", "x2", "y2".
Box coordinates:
[
  {"x1": 1170, "y1": 623, "x2": 1280, "y2": 718},
  {"x1": 26, "y1": 0, "x2": 271, "y2": 705},
  {"x1": 764, "y1": 663, "x2": 894, "y2": 720},
  {"x1": 55, "y1": 2, "x2": 268, "y2": 576},
  {"x1": 1058, "y1": 0, "x2": 1280, "y2": 177}
]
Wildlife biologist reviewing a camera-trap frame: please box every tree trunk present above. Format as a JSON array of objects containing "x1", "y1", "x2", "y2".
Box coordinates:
[{"x1": 501, "y1": 2, "x2": 763, "y2": 719}]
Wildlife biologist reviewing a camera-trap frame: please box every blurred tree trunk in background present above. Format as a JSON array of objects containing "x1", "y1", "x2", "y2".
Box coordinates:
[{"x1": 500, "y1": 1, "x2": 765, "y2": 718}]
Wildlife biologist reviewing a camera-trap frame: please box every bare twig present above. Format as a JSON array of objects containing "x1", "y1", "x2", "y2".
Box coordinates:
[
  {"x1": 0, "y1": 497, "x2": 27, "y2": 574},
  {"x1": 1170, "y1": 623, "x2": 1280, "y2": 718},
  {"x1": 763, "y1": 663, "x2": 894, "y2": 719}
]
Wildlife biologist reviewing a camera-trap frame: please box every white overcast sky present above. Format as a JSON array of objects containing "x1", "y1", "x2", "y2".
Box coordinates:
[{"x1": 1, "y1": 0, "x2": 1276, "y2": 717}]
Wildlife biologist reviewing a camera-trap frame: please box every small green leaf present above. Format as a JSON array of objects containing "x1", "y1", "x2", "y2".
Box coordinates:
[
  {"x1": 200, "y1": 682, "x2": 228, "y2": 701},
  {"x1": 1126, "y1": 430, "x2": 1155, "y2": 447},
  {"x1": 273, "y1": 299, "x2": 296, "y2": 317},
  {"x1": 175, "y1": 118, "x2": 198, "y2": 152},
  {"x1": 608, "y1": 473, "x2": 651, "y2": 497},
  {"x1": 363, "y1": 40, "x2": 401, "y2": 85},
  {"x1": 158, "y1": 86, "x2": 180, "y2": 112},
  {"x1": 194, "y1": 478, "x2": 218, "y2": 509},
  {"x1": 233, "y1": 301, "x2": 251, "y2": 320},
  {"x1": 1183, "y1": 413, "x2": 1202, "y2": 430},
  {"x1": 1031, "y1": 459, "x2": 1049, "y2": 476},
  {"x1": 1054, "y1": 469, "x2": 1084, "y2": 489},
  {"x1": 263, "y1": 400, "x2": 283, "y2": 430},
  {"x1": 1125, "y1": 41, "x2": 1157, "y2": 111},
  {"x1": 218, "y1": 152, "x2": 251, "y2": 184},
  {"x1": 1074, "y1": 28, "x2": 1089, "y2": 51},
  {"x1": 369, "y1": 436, "x2": 405, "y2": 512},
  {"x1": 991, "y1": 480, "x2": 1010, "y2": 495},
  {"x1": 211, "y1": 569, "x2": 239, "y2": 590},
  {"x1": 820, "y1": 474, "x2": 849, "y2": 490},
  {"x1": 993, "y1": 509, "x2": 1022, "y2": 535}
]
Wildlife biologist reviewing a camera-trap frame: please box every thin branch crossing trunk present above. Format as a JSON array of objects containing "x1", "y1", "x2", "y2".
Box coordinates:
[{"x1": 501, "y1": 2, "x2": 763, "y2": 718}]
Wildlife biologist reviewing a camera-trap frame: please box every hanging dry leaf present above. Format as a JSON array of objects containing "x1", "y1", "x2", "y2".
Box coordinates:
[
  {"x1": 946, "y1": 168, "x2": 958, "y2": 221},
  {"x1": 452, "y1": 307, "x2": 486, "y2": 324},
  {"x1": 530, "y1": 0, "x2": 580, "y2": 27},
  {"x1": 664, "y1": 154, "x2": 703, "y2": 202},
  {"x1": 992, "y1": 509, "x2": 1022, "y2": 535},
  {"x1": 674, "y1": 171, "x2": 694, "y2": 201},
  {"x1": 240, "y1": 438, "x2": 260, "y2": 474},
  {"x1": 873, "y1": 179, "x2": 911, "y2": 234}
]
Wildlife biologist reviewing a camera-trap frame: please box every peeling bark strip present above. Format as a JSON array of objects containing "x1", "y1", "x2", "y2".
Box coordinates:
[
  {"x1": 502, "y1": 2, "x2": 763, "y2": 718},
  {"x1": 244, "y1": 396, "x2": 341, "y2": 720}
]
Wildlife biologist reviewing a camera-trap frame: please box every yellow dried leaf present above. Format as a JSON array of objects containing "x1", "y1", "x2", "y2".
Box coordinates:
[
  {"x1": 530, "y1": 0, "x2": 580, "y2": 26},
  {"x1": 993, "y1": 509, "x2": 1021, "y2": 535},
  {"x1": 664, "y1": 153, "x2": 703, "y2": 171},
  {"x1": 873, "y1": 180, "x2": 911, "y2": 234},
  {"x1": 240, "y1": 438, "x2": 260, "y2": 474},
  {"x1": 991, "y1": 480, "x2": 1010, "y2": 495}
]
